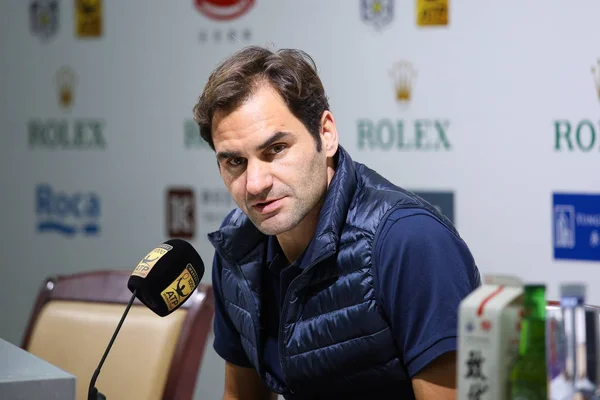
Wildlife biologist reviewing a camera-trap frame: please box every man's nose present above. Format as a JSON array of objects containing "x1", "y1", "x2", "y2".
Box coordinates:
[{"x1": 245, "y1": 159, "x2": 273, "y2": 196}]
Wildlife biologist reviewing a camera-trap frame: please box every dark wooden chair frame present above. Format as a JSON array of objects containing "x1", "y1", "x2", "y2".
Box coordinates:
[{"x1": 21, "y1": 269, "x2": 215, "y2": 400}]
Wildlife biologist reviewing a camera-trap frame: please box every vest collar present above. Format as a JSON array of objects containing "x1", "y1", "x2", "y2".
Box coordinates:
[{"x1": 207, "y1": 145, "x2": 358, "y2": 268}]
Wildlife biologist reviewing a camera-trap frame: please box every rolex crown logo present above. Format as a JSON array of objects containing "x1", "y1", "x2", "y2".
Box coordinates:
[
  {"x1": 389, "y1": 61, "x2": 417, "y2": 103},
  {"x1": 54, "y1": 66, "x2": 78, "y2": 110},
  {"x1": 592, "y1": 58, "x2": 600, "y2": 101}
]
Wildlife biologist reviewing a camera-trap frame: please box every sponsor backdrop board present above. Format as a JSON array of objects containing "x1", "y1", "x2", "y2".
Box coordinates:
[{"x1": 1, "y1": 0, "x2": 599, "y2": 398}]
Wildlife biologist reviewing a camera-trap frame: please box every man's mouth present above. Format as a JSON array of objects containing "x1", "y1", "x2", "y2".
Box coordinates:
[{"x1": 252, "y1": 198, "x2": 284, "y2": 214}]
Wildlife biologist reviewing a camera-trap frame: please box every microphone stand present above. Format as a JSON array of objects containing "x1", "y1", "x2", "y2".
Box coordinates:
[{"x1": 88, "y1": 289, "x2": 137, "y2": 400}]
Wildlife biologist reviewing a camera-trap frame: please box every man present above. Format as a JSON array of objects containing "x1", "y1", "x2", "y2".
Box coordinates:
[{"x1": 193, "y1": 45, "x2": 481, "y2": 399}]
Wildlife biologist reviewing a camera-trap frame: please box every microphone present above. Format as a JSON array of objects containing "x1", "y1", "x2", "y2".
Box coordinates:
[{"x1": 87, "y1": 238, "x2": 205, "y2": 400}]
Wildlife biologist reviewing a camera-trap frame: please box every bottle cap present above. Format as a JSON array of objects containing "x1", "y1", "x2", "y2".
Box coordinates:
[
  {"x1": 560, "y1": 283, "x2": 586, "y2": 298},
  {"x1": 524, "y1": 283, "x2": 546, "y2": 289}
]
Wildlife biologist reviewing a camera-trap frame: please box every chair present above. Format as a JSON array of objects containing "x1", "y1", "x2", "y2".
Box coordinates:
[{"x1": 21, "y1": 270, "x2": 215, "y2": 400}]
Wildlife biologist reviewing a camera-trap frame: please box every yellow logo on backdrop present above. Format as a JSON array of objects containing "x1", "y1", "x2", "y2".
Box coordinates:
[
  {"x1": 389, "y1": 61, "x2": 417, "y2": 103},
  {"x1": 75, "y1": 0, "x2": 103, "y2": 37},
  {"x1": 54, "y1": 66, "x2": 78, "y2": 111},
  {"x1": 161, "y1": 264, "x2": 199, "y2": 312},
  {"x1": 592, "y1": 59, "x2": 600, "y2": 100},
  {"x1": 416, "y1": 0, "x2": 448, "y2": 26},
  {"x1": 131, "y1": 244, "x2": 173, "y2": 278}
]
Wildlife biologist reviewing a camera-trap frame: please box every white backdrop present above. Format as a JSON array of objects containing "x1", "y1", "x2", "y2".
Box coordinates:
[{"x1": 1, "y1": 0, "x2": 599, "y2": 398}]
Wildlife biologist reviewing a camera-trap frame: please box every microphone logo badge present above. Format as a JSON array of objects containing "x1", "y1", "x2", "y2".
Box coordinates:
[
  {"x1": 131, "y1": 243, "x2": 173, "y2": 279},
  {"x1": 160, "y1": 263, "x2": 200, "y2": 312}
]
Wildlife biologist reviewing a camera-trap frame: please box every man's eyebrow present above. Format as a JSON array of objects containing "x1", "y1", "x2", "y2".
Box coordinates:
[
  {"x1": 256, "y1": 131, "x2": 292, "y2": 151},
  {"x1": 215, "y1": 131, "x2": 292, "y2": 162}
]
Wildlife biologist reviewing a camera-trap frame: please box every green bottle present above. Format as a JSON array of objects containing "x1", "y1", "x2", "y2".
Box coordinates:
[{"x1": 510, "y1": 284, "x2": 548, "y2": 400}]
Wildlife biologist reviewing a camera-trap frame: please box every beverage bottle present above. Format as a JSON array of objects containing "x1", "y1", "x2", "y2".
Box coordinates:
[
  {"x1": 562, "y1": 284, "x2": 598, "y2": 400},
  {"x1": 509, "y1": 284, "x2": 548, "y2": 399},
  {"x1": 547, "y1": 301, "x2": 573, "y2": 400}
]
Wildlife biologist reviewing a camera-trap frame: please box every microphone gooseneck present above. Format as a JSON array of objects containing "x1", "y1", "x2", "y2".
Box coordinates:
[{"x1": 87, "y1": 289, "x2": 137, "y2": 400}]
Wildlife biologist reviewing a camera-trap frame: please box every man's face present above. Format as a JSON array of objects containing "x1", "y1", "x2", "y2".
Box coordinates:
[{"x1": 212, "y1": 83, "x2": 332, "y2": 236}]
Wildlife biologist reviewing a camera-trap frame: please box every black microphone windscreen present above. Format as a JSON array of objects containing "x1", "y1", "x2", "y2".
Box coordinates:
[{"x1": 127, "y1": 239, "x2": 205, "y2": 316}]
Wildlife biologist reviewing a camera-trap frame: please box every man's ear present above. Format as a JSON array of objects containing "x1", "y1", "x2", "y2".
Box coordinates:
[{"x1": 320, "y1": 110, "x2": 339, "y2": 157}]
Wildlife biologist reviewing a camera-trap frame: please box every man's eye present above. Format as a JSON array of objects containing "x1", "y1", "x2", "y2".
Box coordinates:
[
  {"x1": 270, "y1": 144, "x2": 286, "y2": 154},
  {"x1": 228, "y1": 157, "x2": 245, "y2": 167}
]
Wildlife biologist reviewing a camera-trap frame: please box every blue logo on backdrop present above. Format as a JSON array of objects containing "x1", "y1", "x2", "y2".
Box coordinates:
[
  {"x1": 553, "y1": 193, "x2": 600, "y2": 262},
  {"x1": 36, "y1": 184, "x2": 101, "y2": 237}
]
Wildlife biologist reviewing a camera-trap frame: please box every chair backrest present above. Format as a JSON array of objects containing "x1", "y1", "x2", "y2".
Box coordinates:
[{"x1": 21, "y1": 270, "x2": 214, "y2": 400}]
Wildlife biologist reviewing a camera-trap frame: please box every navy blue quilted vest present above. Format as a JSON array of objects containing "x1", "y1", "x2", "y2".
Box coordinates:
[{"x1": 207, "y1": 146, "x2": 460, "y2": 398}]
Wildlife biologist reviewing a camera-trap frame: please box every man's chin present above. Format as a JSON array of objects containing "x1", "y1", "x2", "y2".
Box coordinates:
[
  {"x1": 255, "y1": 224, "x2": 292, "y2": 236},
  {"x1": 251, "y1": 214, "x2": 295, "y2": 236}
]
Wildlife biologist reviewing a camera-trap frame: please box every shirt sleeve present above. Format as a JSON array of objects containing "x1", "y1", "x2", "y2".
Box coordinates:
[
  {"x1": 374, "y1": 210, "x2": 481, "y2": 377},
  {"x1": 212, "y1": 253, "x2": 253, "y2": 368}
]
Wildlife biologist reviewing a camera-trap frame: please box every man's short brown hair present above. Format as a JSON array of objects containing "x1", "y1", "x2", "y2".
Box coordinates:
[{"x1": 192, "y1": 45, "x2": 330, "y2": 151}]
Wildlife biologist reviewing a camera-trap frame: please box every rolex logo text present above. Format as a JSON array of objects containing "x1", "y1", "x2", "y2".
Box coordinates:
[
  {"x1": 28, "y1": 119, "x2": 106, "y2": 150},
  {"x1": 357, "y1": 119, "x2": 451, "y2": 151},
  {"x1": 554, "y1": 120, "x2": 599, "y2": 152}
]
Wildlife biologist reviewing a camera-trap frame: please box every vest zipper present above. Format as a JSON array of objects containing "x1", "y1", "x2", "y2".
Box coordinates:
[{"x1": 278, "y1": 250, "x2": 335, "y2": 396}]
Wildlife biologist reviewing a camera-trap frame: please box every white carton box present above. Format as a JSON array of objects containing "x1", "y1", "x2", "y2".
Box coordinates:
[{"x1": 457, "y1": 275, "x2": 523, "y2": 400}]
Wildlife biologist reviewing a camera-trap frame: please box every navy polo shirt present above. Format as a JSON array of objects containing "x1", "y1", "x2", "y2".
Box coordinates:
[{"x1": 212, "y1": 208, "x2": 480, "y2": 395}]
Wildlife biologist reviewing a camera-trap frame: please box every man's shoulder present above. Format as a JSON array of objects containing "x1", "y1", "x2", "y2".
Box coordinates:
[
  {"x1": 384, "y1": 208, "x2": 456, "y2": 233},
  {"x1": 375, "y1": 208, "x2": 460, "y2": 250},
  {"x1": 373, "y1": 207, "x2": 480, "y2": 297},
  {"x1": 372, "y1": 207, "x2": 479, "y2": 286},
  {"x1": 352, "y1": 162, "x2": 454, "y2": 229}
]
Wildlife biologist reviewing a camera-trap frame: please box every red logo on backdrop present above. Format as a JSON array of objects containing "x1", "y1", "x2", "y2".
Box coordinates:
[
  {"x1": 166, "y1": 188, "x2": 196, "y2": 239},
  {"x1": 195, "y1": 0, "x2": 255, "y2": 21}
]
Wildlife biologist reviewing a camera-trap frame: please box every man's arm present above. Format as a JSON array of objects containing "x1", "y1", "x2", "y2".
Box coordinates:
[
  {"x1": 411, "y1": 351, "x2": 457, "y2": 400},
  {"x1": 373, "y1": 210, "x2": 480, "y2": 400},
  {"x1": 211, "y1": 250, "x2": 278, "y2": 400},
  {"x1": 223, "y1": 362, "x2": 277, "y2": 400}
]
